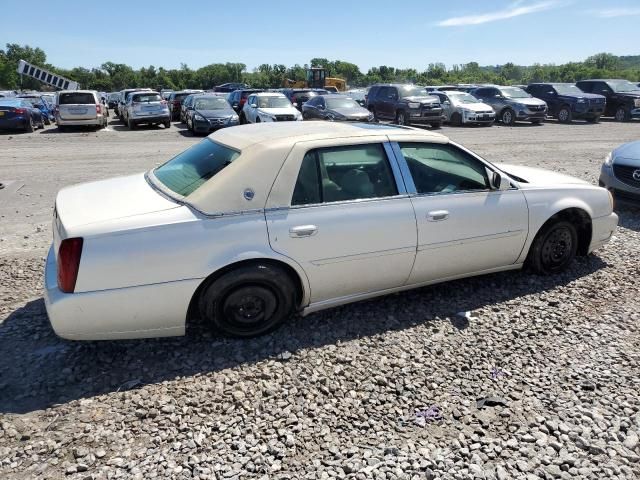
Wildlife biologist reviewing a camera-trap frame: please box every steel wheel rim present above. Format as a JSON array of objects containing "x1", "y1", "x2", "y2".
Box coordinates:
[
  {"x1": 222, "y1": 285, "x2": 277, "y2": 329},
  {"x1": 541, "y1": 226, "x2": 573, "y2": 268},
  {"x1": 398, "y1": 112, "x2": 405, "y2": 125}
]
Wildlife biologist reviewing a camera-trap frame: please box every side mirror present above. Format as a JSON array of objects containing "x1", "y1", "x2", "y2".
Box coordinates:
[
  {"x1": 443, "y1": 100, "x2": 450, "y2": 105},
  {"x1": 232, "y1": 103, "x2": 238, "y2": 108},
  {"x1": 492, "y1": 172, "x2": 511, "y2": 191},
  {"x1": 250, "y1": 103, "x2": 258, "y2": 108},
  {"x1": 494, "y1": 94, "x2": 502, "y2": 98},
  {"x1": 292, "y1": 102, "x2": 298, "y2": 107}
]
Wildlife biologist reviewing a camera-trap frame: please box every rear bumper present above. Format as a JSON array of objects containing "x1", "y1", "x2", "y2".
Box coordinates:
[
  {"x1": 44, "y1": 246, "x2": 198, "y2": 340},
  {"x1": 130, "y1": 114, "x2": 170, "y2": 124},
  {"x1": 588, "y1": 212, "x2": 618, "y2": 253},
  {"x1": 56, "y1": 116, "x2": 103, "y2": 126},
  {"x1": 0, "y1": 117, "x2": 29, "y2": 130}
]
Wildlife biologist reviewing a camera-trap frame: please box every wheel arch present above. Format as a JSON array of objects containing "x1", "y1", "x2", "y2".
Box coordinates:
[
  {"x1": 526, "y1": 206, "x2": 593, "y2": 261},
  {"x1": 185, "y1": 257, "x2": 308, "y2": 328}
]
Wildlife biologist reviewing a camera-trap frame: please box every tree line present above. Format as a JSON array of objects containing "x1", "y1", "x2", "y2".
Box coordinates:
[{"x1": 1, "y1": 43, "x2": 639, "y2": 92}]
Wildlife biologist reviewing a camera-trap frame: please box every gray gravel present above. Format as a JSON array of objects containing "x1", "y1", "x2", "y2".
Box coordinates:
[{"x1": 1, "y1": 118, "x2": 640, "y2": 479}]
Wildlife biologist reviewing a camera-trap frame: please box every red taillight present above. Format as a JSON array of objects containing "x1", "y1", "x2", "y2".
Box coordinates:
[
  {"x1": 57, "y1": 238, "x2": 83, "y2": 293},
  {"x1": 15, "y1": 108, "x2": 27, "y2": 114},
  {"x1": 96, "y1": 104, "x2": 102, "y2": 114}
]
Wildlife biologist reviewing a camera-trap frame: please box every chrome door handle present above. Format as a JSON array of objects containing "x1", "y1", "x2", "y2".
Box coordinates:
[
  {"x1": 427, "y1": 210, "x2": 449, "y2": 221},
  {"x1": 289, "y1": 225, "x2": 318, "y2": 237}
]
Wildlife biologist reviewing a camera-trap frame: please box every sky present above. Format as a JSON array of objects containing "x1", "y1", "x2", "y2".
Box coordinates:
[{"x1": 2, "y1": 0, "x2": 639, "y2": 72}]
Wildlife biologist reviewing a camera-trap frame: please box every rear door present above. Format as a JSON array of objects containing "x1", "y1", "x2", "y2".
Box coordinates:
[
  {"x1": 265, "y1": 139, "x2": 417, "y2": 305},
  {"x1": 57, "y1": 92, "x2": 97, "y2": 120}
]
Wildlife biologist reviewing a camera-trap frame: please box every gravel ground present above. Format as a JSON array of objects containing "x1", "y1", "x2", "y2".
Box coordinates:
[{"x1": 1, "y1": 117, "x2": 640, "y2": 479}]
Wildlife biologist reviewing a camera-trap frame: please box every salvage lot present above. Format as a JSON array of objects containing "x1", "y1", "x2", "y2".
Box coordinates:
[{"x1": 1, "y1": 119, "x2": 640, "y2": 479}]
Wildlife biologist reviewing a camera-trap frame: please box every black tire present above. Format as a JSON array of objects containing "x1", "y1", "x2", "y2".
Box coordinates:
[
  {"x1": 614, "y1": 106, "x2": 630, "y2": 122},
  {"x1": 395, "y1": 110, "x2": 408, "y2": 126},
  {"x1": 369, "y1": 107, "x2": 378, "y2": 122},
  {"x1": 199, "y1": 263, "x2": 296, "y2": 337},
  {"x1": 25, "y1": 117, "x2": 34, "y2": 133},
  {"x1": 44, "y1": 117, "x2": 51, "y2": 126},
  {"x1": 164, "y1": 120, "x2": 171, "y2": 128},
  {"x1": 128, "y1": 118, "x2": 136, "y2": 130},
  {"x1": 527, "y1": 220, "x2": 578, "y2": 275},
  {"x1": 58, "y1": 125, "x2": 67, "y2": 132},
  {"x1": 239, "y1": 112, "x2": 246, "y2": 125},
  {"x1": 557, "y1": 105, "x2": 572, "y2": 123},
  {"x1": 430, "y1": 122, "x2": 442, "y2": 129},
  {"x1": 501, "y1": 108, "x2": 515, "y2": 126},
  {"x1": 255, "y1": 117, "x2": 261, "y2": 123},
  {"x1": 451, "y1": 112, "x2": 462, "y2": 126},
  {"x1": 586, "y1": 116, "x2": 600, "y2": 123}
]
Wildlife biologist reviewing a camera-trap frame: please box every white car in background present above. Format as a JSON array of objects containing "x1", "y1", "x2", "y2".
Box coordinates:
[
  {"x1": 431, "y1": 90, "x2": 496, "y2": 126},
  {"x1": 241, "y1": 92, "x2": 302, "y2": 123},
  {"x1": 55, "y1": 90, "x2": 108, "y2": 130},
  {"x1": 45, "y1": 122, "x2": 617, "y2": 341}
]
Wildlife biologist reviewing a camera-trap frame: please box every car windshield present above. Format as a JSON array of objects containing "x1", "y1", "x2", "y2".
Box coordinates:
[
  {"x1": 609, "y1": 80, "x2": 640, "y2": 93},
  {"x1": 258, "y1": 97, "x2": 291, "y2": 108},
  {"x1": 154, "y1": 139, "x2": 241, "y2": 197},
  {"x1": 59, "y1": 92, "x2": 95, "y2": 104},
  {"x1": 552, "y1": 84, "x2": 582, "y2": 95},
  {"x1": 448, "y1": 92, "x2": 480, "y2": 104},
  {"x1": 499, "y1": 87, "x2": 531, "y2": 98},
  {"x1": 325, "y1": 98, "x2": 360, "y2": 109},
  {"x1": 399, "y1": 86, "x2": 428, "y2": 98},
  {"x1": 132, "y1": 93, "x2": 162, "y2": 103},
  {"x1": 194, "y1": 97, "x2": 229, "y2": 110}
]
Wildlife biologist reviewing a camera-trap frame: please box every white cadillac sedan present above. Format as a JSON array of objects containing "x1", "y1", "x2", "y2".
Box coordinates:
[{"x1": 45, "y1": 122, "x2": 618, "y2": 340}]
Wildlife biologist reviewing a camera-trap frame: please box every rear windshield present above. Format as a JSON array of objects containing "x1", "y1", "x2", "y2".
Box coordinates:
[
  {"x1": 174, "y1": 93, "x2": 191, "y2": 101},
  {"x1": 153, "y1": 139, "x2": 240, "y2": 197},
  {"x1": 132, "y1": 93, "x2": 162, "y2": 102},
  {"x1": 59, "y1": 92, "x2": 95, "y2": 104}
]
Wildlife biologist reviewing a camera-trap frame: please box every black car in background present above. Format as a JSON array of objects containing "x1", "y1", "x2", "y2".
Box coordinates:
[
  {"x1": 107, "y1": 92, "x2": 120, "y2": 110},
  {"x1": 366, "y1": 84, "x2": 443, "y2": 128},
  {"x1": 0, "y1": 98, "x2": 45, "y2": 132},
  {"x1": 575, "y1": 79, "x2": 640, "y2": 121},
  {"x1": 525, "y1": 83, "x2": 606, "y2": 123},
  {"x1": 227, "y1": 89, "x2": 264, "y2": 113},
  {"x1": 302, "y1": 95, "x2": 374, "y2": 122},
  {"x1": 184, "y1": 94, "x2": 239, "y2": 134},
  {"x1": 283, "y1": 89, "x2": 330, "y2": 111},
  {"x1": 167, "y1": 91, "x2": 199, "y2": 121}
]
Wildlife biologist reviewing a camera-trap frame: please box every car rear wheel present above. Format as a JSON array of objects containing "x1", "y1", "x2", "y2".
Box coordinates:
[
  {"x1": 430, "y1": 122, "x2": 442, "y2": 129},
  {"x1": 450, "y1": 112, "x2": 462, "y2": 126},
  {"x1": 25, "y1": 117, "x2": 34, "y2": 133},
  {"x1": 239, "y1": 112, "x2": 246, "y2": 124},
  {"x1": 527, "y1": 220, "x2": 578, "y2": 274},
  {"x1": 557, "y1": 106, "x2": 572, "y2": 123},
  {"x1": 395, "y1": 110, "x2": 408, "y2": 126},
  {"x1": 255, "y1": 117, "x2": 261, "y2": 123},
  {"x1": 128, "y1": 118, "x2": 136, "y2": 130},
  {"x1": 200, "y1": 263, "x2": 296, "y2": 337},
  {"x1": 615, "y1": 106, "x2": 630, "y2": 122},
  {"x1": 501, "y1": 108, "x2": 515, "y2": 126},
  {"x1": 164, "y1": 120, "x2": 171, "y2": 128}
]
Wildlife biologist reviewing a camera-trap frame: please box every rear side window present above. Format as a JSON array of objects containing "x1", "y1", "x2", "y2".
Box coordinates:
[
  {"x1": 154, "y1": 139, "x2": 240, "y2": 197},
  {"x1": 399, "y1": 142, "x2": 490, "y2": 194},
  {"x1": 291, "y1": 144, "x2": 398, "y2": 205},
  {"x1": 59, "y1": 93, "x2": 95, "y2": 104}
]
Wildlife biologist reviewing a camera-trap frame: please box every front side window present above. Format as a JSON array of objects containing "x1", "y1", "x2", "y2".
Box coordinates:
[
  {"x1": 291, "y1": 144, "x2": 398, "y2": 206},
  {"x1": 399, "y1": 143, "x2": 490, "y2": 195},
  {"x1": 153, "y1": 139, "x2": 240, "y2": 197}
]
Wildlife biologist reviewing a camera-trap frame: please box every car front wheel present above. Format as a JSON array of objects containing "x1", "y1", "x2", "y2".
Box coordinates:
[
  {"x1": 557, "y1": 106, "x2": 572, "y2": 123},
  {"x1": 527, "y1": 220, "x2": 578, "y2": 274},
  {"x1": 501, "y1": 108, "x2": 515, "y2": 126},
  {"x1": 395, "y1": 110, "x2": 408, "y2": 126},
  {"x1": 200, "y1": 263, "x2": 296, "y2": 337},
  {"x1": 615, "y1": 106, "x2": 630, "y2": 122}
]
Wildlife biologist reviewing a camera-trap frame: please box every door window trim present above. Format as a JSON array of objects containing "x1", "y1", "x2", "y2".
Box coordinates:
[
  {"x1": 390, "y1": 140, "x2": 519, "y2": 197},
  {"x1": 286, "y1": 141, "x2": 410, "y2": 210}
]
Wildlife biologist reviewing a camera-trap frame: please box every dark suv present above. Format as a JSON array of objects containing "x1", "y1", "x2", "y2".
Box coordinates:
[
  {"x1": 366, "y1": 84, "x2": 443, "y2": 128},
  {"x1": 227, "y1": 89, "x2": 264, "y2": 114},
  {"x1": 575, "y1": 79, "x2": 640, "y2": 122},
  {"x1": 283, "y1": 89, "x2": 329, "y2": 111},
  {"x1": 525, "y1": 83, "x2": 606, "y2": 123}
]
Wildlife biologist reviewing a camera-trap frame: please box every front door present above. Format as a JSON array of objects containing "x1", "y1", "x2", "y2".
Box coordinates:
[
  {"x1": 392, "y1": 141, "x2": 529, "y2": 284},
  {"x1": 265, "y1": 141, "x2": 417, "y2": 304}
]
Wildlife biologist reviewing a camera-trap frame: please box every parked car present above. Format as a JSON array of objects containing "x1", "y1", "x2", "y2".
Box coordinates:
[
  {"x1": 471, "y1": 86, "x2": 547, "y2": 125},
  {"x1": 366, "y1": 84, "x2": 443, "y2": 128},
  {"x1": 227, "y1": 89, "x2": 264, "y2": 114},
  {"x1": 600, "y1": 141, "x2": 640, "y2": 202},
  {"x1": 106, "y1": 92, "x2": 120, "y2": 110},
  {"x1": 124, "y1": 91, "x2": 170, "y2": 129},
  {"x1": 184, "y1": 94, "x2": 239, "y2": 134},
  {"x1": 283, "y1": 89, "x2": 330, "y2": 111},
  {"x1": 17, "y1": 94, "x2": 54, "y2": 125},
  {"x1": 117, "y1": 88, "x2": 152, "y2": 120},
  {"x1": 575, "y1": 79, "x2": 640, "y2": 122},
  {"x1": 430, "y1": 91, "x2": 495, "y2": 126},
  {"x1": 525, "y1": 83, "x2": 606, "y2": 123},
  {"x1": 167, "y1": 90, "x2": 202, "y2": 121},
  {"x1": 179, "y1": 94, "x2": 197, "y2": 123},
  {"x1": 241, "y1": 92, "x2": 302, "y2": 123},
  {"x1": 55, "y1": 90, "x2": 108, "y2": 130},
  {"x1": 301, "y1": 94, "x2": 373, "y2": 122},
  {"x1": 0, "y1": 98, "x2": 45, "y2": 132},
  {"x1": 214, "y1": 82, "x2": 249, "y2": 93},
  {"x1": 161, "y1": 89, "x2": 174, "y2": 100},
  {"x1": 345, "y1": 89, "x2": 367, "y2": 107},
  {"x1": 44, "y1": 122, "x2": 618, "y2": 340}
]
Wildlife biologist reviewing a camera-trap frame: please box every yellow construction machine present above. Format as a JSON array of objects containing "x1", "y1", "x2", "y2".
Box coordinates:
[{"x1": 283, "y1": 67, "x2": 346, "y2": 92}]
